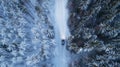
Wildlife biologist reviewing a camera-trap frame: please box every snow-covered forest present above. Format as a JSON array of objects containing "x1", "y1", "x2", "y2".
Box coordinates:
[{"x1": 0, "y1": 0, "x2": 120, "y2": 67}]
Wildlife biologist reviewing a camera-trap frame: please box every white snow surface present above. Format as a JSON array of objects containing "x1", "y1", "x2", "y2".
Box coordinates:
[
  {"x1": 0, "y1": 0, "x2": 71, "y2": 67},
  {"x1": 53, "y1": 0, "x2": 71, "y2": 67}
]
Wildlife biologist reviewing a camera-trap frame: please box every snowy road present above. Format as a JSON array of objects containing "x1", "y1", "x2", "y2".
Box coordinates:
[{"x1": 53, "y1": 0, "x2": 70, "y2": 67}]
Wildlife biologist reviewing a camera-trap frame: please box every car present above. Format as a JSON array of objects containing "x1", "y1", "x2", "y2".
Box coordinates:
[{"x1": 61, "y1": 39, "x2": 65, "y2": 45}]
